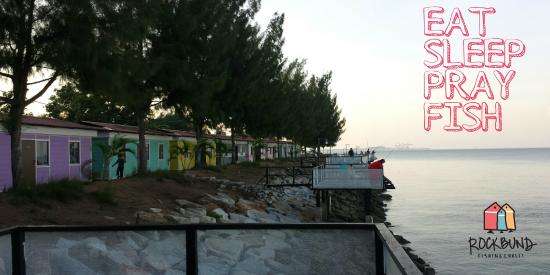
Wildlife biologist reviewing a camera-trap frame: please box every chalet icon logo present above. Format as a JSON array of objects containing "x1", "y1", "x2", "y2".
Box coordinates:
[
  {"x1": 469, "y1": 202, "x2": 536, "y2": 258},
  {"x1": 484, "y1": 202, "x2": 516, "y2": 233}
]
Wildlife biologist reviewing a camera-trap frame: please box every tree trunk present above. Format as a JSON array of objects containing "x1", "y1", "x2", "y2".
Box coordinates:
[
  {"x1": 193, "y1": 118, "x2": 205, "y2": 169},
  {"x1": 8, "y1": 72, "x2": 29, "y2": 189},
  {"x1": 137, "y1": 112, "x2": 147, "y2": 175},
  {"x1": 231, "y1": 127, "x2": 237, "y2": 164},
  {"x1": 9, "y1": 116, "x2": 23, "y2": 188}
]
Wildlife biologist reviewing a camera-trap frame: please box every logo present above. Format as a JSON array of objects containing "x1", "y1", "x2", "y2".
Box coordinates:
[
  {"x1": 468, "y1": 202, "x2": 537, "y2": 258},
  {"x1": 484, "y1": 202, "x2": 516, "y2": 233}
]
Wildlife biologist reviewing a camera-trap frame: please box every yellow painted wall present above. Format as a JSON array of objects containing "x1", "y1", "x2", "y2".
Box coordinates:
[{"x1": 169, "y1": 140, "x2": 216, "y2": 170}]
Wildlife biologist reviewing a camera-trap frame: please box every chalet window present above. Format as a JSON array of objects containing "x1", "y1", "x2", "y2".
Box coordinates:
[
  {"x1": 36, "y1": 141, "x2": 49, "y2": 166},
  {"x1": 159, "y1": 144, "x2": 164, "y2": 160},
  {"x1": 69, "y1": 141, "x2": 80, "y2": 164}
]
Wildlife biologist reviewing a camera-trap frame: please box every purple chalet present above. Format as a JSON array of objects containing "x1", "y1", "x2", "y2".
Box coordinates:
[{"x1": 0, "y1": 117, "x2": 100, "y2": 190}]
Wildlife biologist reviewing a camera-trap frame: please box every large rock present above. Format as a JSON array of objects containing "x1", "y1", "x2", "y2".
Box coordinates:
[
  {"x1": 198, "y1": 256, "x2": 232, "y2": 275},
  {"x1": 228, "y1": 212, "x2": 258, "y2": 223},
  {"x1": 211, "y1": 208, "x2": 229, "y2": 220},
  {"x1": 246, "y1": 209, "x2": 280, "y2": 223},
  {"x1": 67, "y1": 237, "x2": 132, "y2": 274},
  {"x1": 149, "y1": 208, "x2": 163, "y2": 213},
  {"x1": 49, "y1": 249, "x2": 97, "y2": 275},
  {"x1": 199, "y1": 193, "x2": 236, "y2": 209},
  {"x1": 230, "y1": 256, "x2": 270, "y2": 274},
  {"x1": 181, "y1": 207, "x2": 207, "y2": 218},
  {"x1": 203, "y1": 238, "x2": 244, "y2": 264},
  {"x1": 175, "y1": 199, "x2": 202, "y2": 208},
  {"x1": 236, "y1": 198, "x2": 265, "y2": 214},
  {"x1": 135, "y1": 211, "x2": 167, "y2": 224},
  {"x1": 199, "y1": 216, "x2": 216, "y2": 224},
  {"x1": 166, "y1": 215, "x2": 199, "y2": 224},
  {"x1": 140, "y1": 237, "x2": 186, "y2": 272}
]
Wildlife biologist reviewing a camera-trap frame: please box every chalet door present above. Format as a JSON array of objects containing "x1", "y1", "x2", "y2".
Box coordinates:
[{"x1": 21, "y1": 140, "x2": 36, "y2": 185}]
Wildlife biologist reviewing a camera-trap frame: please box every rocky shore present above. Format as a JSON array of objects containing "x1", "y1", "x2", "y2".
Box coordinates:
[{"x1": 0, "y1": 173, "x2": 435, "y2": 274}]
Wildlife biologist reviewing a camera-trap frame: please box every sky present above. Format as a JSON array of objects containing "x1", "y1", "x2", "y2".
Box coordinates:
[
  {"x1": 255, "y1": 0, "x2": 550, "y2": 149},
  {"x1": 7, "y1": 0, "x2": 550, "y2": 150}
]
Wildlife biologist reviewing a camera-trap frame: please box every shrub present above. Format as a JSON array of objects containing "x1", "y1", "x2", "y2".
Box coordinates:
[{"x1": 10, "y1": 179, "x2": 85, "y2": 203}]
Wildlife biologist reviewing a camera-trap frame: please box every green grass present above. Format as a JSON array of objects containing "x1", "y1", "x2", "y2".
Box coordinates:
[
  {"x1": 10, "y1": 179, "x2": 85, "y2": 204},
  {"x1": 90, "y1": 186, "x2": 117, "y2": 205}
]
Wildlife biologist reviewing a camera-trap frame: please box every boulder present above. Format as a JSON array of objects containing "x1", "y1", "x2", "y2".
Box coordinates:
[
  {"x1": 166, "y1": 215, "x2": 199, "y2": 224},
  {"x1": 202, "y1": 238, "x2": 244, "y2": 264},
  {"x1": 149, "y1": 208, "x2": 163, "y2": 213},
  {"x1": 236, "y1": 198, "x2": 265, "y2": 214},
  {"x1": 228, "y1": 213, "x2": 249, "y2": 223},
  {"x1": 199, "y1": 193, "x2": 236, "y2": 209},
  {"x1": 175, "y1": 199, "x2": 202, "y2": 208},
  {"x1": 198, "y1": 256, "x2": 232, "y2": 275},
  {"x1": 246, "y1": 209, "x2": 280, "y2": 223},
  {"x1": 211, "y1": 208, "x2": 229, "y2": 220},
  {"x1": 140, "y1": 238, "x2": 186, "y2": 272},
  {"x1": 49, "y1": 249, "x2": 97, "y2": 275},
  {"x1": 199, "y1": 216, "x2": 217, "y2": 224},
  {"x1": 181, "y1": 207, "x2": 207, "y2": 218},
  {"x1": 135, "y1": 211, "x2": 167, "y2": 224}
]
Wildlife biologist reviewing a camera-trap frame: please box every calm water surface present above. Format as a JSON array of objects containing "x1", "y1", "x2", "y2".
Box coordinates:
[{"x1": 380, "y1": 148, "x2": 550, "y2": 275}]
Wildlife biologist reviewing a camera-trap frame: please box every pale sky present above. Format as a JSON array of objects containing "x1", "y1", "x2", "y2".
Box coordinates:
[
  {"x1": 256, "y1": 0, "x2": 550, "y2": 149},
  {"x1": 11, "y1": 0, "x2": 550, "y2": 149}
]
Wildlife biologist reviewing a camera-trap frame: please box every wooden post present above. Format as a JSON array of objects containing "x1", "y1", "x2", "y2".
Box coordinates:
[{"x1": 321, "y1": 190, "x2": 330, "y2": 222}]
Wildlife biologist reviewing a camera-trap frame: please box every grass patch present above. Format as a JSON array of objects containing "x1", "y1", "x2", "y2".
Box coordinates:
[
  {"x1": 238, "y1": 161, "x2": 259, "y2": 167},
  {"x1": 10, "y1": 179, "x2": 85, "y2": 204},
  {"x1": 90, "y1": 186, "x2": 117, "y2": 205}
]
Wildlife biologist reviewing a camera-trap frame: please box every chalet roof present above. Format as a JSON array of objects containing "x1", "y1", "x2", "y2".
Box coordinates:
[
  {"x1": 20, "y1": 116, "x2": 103, "y2": 131},
  {"x1": 158, "y1": 129, "x2": 196, "y2": 138},
  {"x1": 81, "y1": 121, "x2": 172, "y2": 136}
]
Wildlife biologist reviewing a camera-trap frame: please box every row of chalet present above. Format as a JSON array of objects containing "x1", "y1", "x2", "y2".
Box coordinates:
[{"x1": 0, "y1": 117, "x2": 298, "y2": 190}]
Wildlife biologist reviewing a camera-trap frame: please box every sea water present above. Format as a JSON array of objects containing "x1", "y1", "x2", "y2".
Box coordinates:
[{"x1": 381, "y1": 148, "x2": 550, "y2": 274}]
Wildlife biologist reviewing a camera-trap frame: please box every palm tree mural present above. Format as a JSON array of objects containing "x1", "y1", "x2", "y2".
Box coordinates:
[
  {"x1": 96, "y1": 134, "x2": 136, "y2": 180},
  {"x1": 195, "y1": 138, "x2": 215, "y2": 168},
  {"x1": 170, "y1": 140, "x2": 193, "y2": 171}
]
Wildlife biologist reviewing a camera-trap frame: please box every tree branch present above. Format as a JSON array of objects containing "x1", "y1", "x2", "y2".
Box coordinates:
[
  {"x1": 0, "y1": 71, "x2": 14, "y2": 79},
  {"x1": 27, "y1": 76, "x2": 56, "y2": 85},
  {"x1": 25, "y1": 72, "x2": 58, "y2": 106},
  {"x1": 0, "y1": 96, "x2": 11, "y2": 104}
]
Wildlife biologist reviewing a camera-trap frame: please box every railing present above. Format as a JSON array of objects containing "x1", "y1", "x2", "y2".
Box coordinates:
[
  {"x1": 0, "y1": 223, "x2": 421, "y2": 275},
  {"x1": 325, "y1": 155, "x2": 364, "y2": 165},
  {"x1": 299, "y1": 156, "x2": 326, "y2": 168},
  {"x1": 262, "y1": 166, "x2": 313, "y2": 187},
  {"x1": 313, "y1": 165, "x2": 384, "y2": 189}
]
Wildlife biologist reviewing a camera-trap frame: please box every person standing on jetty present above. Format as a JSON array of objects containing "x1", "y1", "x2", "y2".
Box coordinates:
[
  {"x1": 368, "y1": 150, "x2": 377, "y2": 163},
  {"x1": 348, "y1": 148, "x2": 355, "y2": 157},
  {"x1": 112, "y1": 152, "x2": 126, "y2": 179}
]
